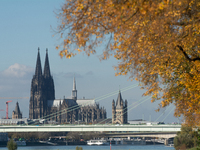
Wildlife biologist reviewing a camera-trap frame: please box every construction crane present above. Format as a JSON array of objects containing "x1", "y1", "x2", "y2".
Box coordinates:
[
  {"x1": 6, "y1": 101, "x2": 12, "y2": 119},
  {"x1": 0, "y1": 97, "x2": 28, "y2": 119}
]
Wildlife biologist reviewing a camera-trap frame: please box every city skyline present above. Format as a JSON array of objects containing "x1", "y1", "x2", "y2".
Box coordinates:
[{"x1": 0, "y1": 0, "x2": 179, "y2": 123}]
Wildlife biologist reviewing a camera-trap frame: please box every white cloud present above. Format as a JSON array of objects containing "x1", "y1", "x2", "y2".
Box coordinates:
[
  {"x1": 0, "y1": 63, "x2": 34, "y2": 96},
  {"x1": 0, "y1": 64, "x2": 34, "y2": 118},
  {"x1": 1, "y1": 63, "x2": 34, "y2": 78}
]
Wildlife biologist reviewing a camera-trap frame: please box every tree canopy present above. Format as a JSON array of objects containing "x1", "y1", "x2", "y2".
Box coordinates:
[
  {"x1": 174, "y1": 125, "x2": 199, "y2": 149},
  {"x1": 7, "y1": 139, "x2": 17, "y2": 150},
  {"x1": 55, "y1": 0, "x2": 200, "y2": 126}
]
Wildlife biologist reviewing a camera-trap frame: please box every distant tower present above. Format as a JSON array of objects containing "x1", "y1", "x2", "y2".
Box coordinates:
[
  {"x1": 29, "y1": 48, "x2": 55, "y2": 119},
  {"x1": 124, "y1": 99, "x2": 128, "y2": 123},
  {"x1": 12, "y1": 102, "x2": 22, "y2": 119},
  {"x1": 43, "y1": 48, "x2": 55, "y2": 116},
  {"x1": 29, "y1": 48, "x2": 44, "y2": 119},
  {"x1": 112, "y1": 99, "x2": 116, "y2": 123},
  {"x1": 112, "y1": 91, "x2": 128, "y2": 124},
  {"x1": 72, "y1": 76, "x2": 77, "y2": 100}
]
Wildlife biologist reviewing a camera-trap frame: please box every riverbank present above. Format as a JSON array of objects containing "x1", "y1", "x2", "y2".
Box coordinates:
[
  {"x1": 0, "y1": 139, "x2": 166, "y2": 147},
  {"x1": 0, "y1": 145, "x2": 175, "y2": 150},
  {"x1": 0, "y1": 145, "x2": 174, "y2": 150}
]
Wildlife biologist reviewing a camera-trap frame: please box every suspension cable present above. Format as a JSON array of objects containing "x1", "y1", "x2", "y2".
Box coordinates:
[
  {"x1": 161, "y1": 105, "x2": 175, "y2": 122},
  {"x1": 24, "y1": 83, "x2": 139, "y2": 125},
  {"x1": 154, "y1": 104, "x2": 173, "y2": 122},
  {"x1": 98, "y1": 96, "x2": 151, "y2": 124},
  {"x1": 42, "y1": 83, "x2": 139, "y2": 123}
]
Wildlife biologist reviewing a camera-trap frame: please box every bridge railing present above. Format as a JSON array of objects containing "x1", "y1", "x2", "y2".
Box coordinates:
[{"x1": 0, "y1": 124, "x2": 181, "y2": 133}]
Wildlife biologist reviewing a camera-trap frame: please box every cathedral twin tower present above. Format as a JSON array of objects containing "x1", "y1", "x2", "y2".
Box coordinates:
[
  {"x1": 29, "y1": 48, "x2": 107, "y2": 124},
  {"x1": 29, "y1": 48, "x2": 55, "y2": 119},
  {"x1": 29, "y1": 48, "x2": 128, "y2": 124}
]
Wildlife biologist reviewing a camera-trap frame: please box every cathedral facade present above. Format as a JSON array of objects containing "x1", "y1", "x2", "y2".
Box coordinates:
[
  {"x1": 112, "y1": 91, "x2": 128, "y2": 124},
  {"x1": 29, "y1": 48, "x2": 106, "y2": 124}
]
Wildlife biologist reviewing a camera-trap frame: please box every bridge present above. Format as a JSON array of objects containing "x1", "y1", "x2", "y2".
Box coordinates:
[
  {"x1": 105, "y1": 131, "x2": 177, "y2": 139},
  {"x1": 0, "y1": 124, "x2": 181, "y2": 133}
]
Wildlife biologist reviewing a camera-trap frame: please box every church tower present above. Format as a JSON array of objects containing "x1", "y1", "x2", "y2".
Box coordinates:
[
  {"x1": 12, "y1": 102, "x2": 22, "y2": 119},
  {"x1": 29, "y1": 48, "x2": 44, "y2": 119},
  {"x1": 72, "y1": 76, "x2": 77, "y2": 100},
  {"x1": 112, "y1": 99, "x2": 116, "y2": 123},
  {"x1": 43, "y1": 49, "x2": 55, "y2": 116},
  {"x1": 29, "y1": 48, "x2": 55, "y2": 119},
  {"x1": 112, "y1": 91, "x2": 128, "y2": 124}
]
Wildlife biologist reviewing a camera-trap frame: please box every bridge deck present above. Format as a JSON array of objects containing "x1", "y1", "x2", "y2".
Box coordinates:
[{"x1": 0, "y1": 124, "x2": 181, "y2": 132}]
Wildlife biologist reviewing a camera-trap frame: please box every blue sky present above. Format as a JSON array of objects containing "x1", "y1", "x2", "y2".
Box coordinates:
[{"x1": 0, "y1": 0, "x2": 179, "y2": 123}]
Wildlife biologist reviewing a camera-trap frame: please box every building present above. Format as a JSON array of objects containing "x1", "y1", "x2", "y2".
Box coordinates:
[
  {"x1": 12, "y1": 102, "x2": 22, "y2": 119},
  {"x1": 112, "y1": 91, "x2": 128, "y2": 124},
  {"x1": 29, "y1": 48, "x2": 106, "y2": 124},
  {"x1": 0, "y1": 118, "x2": 30, "y2": 125}
]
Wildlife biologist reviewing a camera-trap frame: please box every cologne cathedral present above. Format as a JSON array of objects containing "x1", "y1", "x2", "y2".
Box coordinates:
[{"x1": 29, "y1": 48, "x2": 106, "y2": 124}]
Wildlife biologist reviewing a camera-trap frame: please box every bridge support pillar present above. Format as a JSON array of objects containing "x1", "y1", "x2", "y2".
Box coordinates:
[{"x1": 164, "y1": 138, "x2": 169, "y2": 146}]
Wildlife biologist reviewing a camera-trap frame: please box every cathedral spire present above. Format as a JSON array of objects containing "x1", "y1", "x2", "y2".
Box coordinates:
[
  {"x1": 43, "y1": 48, "x2": 51, "y2": 78},
  {"x1": 14, "y1": 102, "x2": 21, "y2": 114},
  {"x1": 73, "y1": 75, "x2": 76, "y2": 90},
  {"x1": 35, "y1": 47, "x2": 42, "y2": 77},
  {"x1": 72, "y1": 76, "x2": 77, "y2": 100},
  {"x1": 12, "y1": 101, "x2": 22, "y2": 119},
  {"x1": 116, "y1": 90, "x2": 123, "y2": 109}
]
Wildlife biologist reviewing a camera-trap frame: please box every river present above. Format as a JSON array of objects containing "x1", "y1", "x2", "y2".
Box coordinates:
[{"x1": 0, "y1": 145, "x2": 175, "y2": 150}]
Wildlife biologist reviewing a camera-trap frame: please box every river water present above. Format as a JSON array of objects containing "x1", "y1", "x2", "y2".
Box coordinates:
[{"x1": 0, "y1": 145, "x2": 175, "y2": 150}]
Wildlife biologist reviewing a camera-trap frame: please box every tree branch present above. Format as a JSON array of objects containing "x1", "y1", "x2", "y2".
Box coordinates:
[
  {"x1": 168, "y1": 18, "x2": 200, "y2": 26},
  {"x1": 176, "y1": 45, "x2": 200, "y2": 62},
  {"x1": 124, "y1": 8, "x2": 139, "y2": 23}
]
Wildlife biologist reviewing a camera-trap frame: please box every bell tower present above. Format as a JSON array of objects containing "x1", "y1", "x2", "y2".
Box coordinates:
[
  {"x1": 29, "y1": 48, "x2": 55, "y2": 119},
  {"x1": 112, "y1": 91, "x2": 128, "y2": 124}
]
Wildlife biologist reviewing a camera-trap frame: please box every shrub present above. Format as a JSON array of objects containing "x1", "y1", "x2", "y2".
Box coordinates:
[
  {"x1": 76, "y1": 146, "x2": 83, "y2": 150},
  {"x1": 7, "y1": 139, "x2": 17, "y2": 150},
  {"x1": 174, "y1": 125, "x2": 199, "y2": 150}
]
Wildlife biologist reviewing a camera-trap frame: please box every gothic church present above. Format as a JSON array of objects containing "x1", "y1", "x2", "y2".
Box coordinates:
[
  {"x1": 29, "y1": 48, "x2": 106, "y2": 124},
  {"x1": 112, "y1": 91, "x2": 128, "y2": 124}
]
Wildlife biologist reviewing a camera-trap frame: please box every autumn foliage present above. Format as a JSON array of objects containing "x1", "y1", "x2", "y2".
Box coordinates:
[{"x1": 55, "y1": 0, "x2": 200, "y2": 126}]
